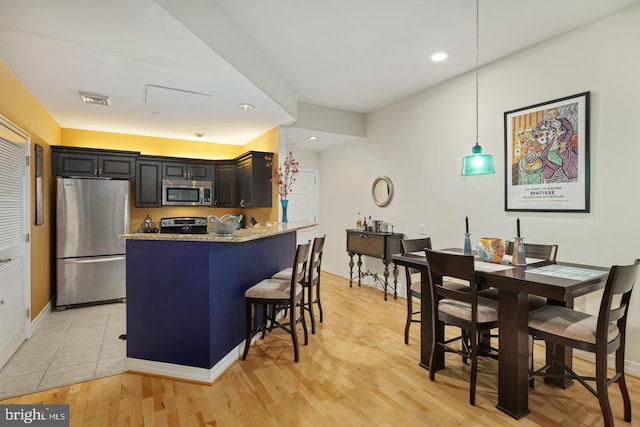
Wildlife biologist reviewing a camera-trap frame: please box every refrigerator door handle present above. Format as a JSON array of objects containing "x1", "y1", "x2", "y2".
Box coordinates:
[
  {"x1": 63, "y1": 256, "x2": 126, "y2": 264},
  {"x1": 124, "y1": 194, "x2": 130, "y2": 234}
]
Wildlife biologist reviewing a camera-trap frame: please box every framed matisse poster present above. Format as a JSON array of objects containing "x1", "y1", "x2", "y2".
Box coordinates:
[{"x1": 504, "y1": 92, "x2": 590, "y2": 212}]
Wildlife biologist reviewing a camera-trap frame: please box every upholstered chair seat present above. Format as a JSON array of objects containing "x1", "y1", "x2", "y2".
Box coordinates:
[
  {"x1": 438, "y1": 297, "x2": 498, "y2": 323},
  {"x1": 245, "y1": 278, "x2": 303, "y2": 301},
  {"x1": 271, "y1": 268, "x2": 292, "y2": 280},
  {"x1": 528, "y1": 305, "x2": 619, "y2": 344}
]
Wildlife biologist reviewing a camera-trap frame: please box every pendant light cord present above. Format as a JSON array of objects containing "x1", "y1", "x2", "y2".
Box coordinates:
[
  {"x1": 462, "y1": 0, "x2": 495, "y2": 175},
  {"x1": 475, "y1": 0, "x2": 479, "y2": 147}
]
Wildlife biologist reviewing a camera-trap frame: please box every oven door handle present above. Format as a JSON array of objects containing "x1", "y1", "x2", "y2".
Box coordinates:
[{"x1": 62, "y1": 256, "x2": 126, "y2": 264}]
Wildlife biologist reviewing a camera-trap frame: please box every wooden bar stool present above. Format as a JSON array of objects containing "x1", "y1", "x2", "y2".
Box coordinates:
[
  {"x1": 242, "y1": 242, "x2": 311, "y2": 362},
  {"x1": 272, "y1": 236, "x2": 326, "y2": 334}
]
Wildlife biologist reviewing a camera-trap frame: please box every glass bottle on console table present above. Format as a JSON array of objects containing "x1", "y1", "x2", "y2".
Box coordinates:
[
  {"x1": 368, "y1": 216, "x2": 373, "y2": 231},
  {"x1": 357, "y1": 212, "x2": 363, "y2": 230},
  {"x1": 363, "y1": 215, "x2": 368, "y2": 231}
]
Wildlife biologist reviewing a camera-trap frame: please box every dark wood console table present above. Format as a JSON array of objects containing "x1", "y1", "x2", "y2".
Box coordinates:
[{"x1": 346, "y1": 229, "x2": 404, "y2": 300}]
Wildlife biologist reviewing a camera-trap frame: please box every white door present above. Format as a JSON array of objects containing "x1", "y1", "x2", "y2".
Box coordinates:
[
  {"x1": 287, "y1": 169, "x2": 318, "y2": 245},
  {"x1": 0, "y1": 115, "x2": 30, "y2": 370}
]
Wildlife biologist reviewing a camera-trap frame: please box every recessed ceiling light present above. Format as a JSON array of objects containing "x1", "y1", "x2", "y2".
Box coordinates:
[
  {"x1": 237, "y1": 103, "x2": 254, "y2": 110},
  {"x1": 193, "y1": 133, "x2": 205, "y2": 138},
  {"x1": 307, "y1": 136, "x2": 319, "y2": 141},
  {"x1": 152, "y1": 111, "x2": 160, "y2": 115},
  {"x1": 431, "y1": 52, "x2": 448, "y2": 62},
  {"x1": 79, "y1": 91, "x2": 110, "y2": 106}
]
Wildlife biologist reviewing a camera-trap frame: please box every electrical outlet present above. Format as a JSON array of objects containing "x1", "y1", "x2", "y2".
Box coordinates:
[{"x1": 418, "y1": 224, "x2": 427, "y2": 235}]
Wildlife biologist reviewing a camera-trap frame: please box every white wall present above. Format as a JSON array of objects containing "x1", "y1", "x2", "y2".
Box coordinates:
[
  {"x1": 290, "y1": 149, "x2": 320, "y2": 172},
  {"x1": 316, "y1": 5, "x2": 640, "y2": 368},
  {"x1": 295, "y1": 102, "x2": 366, "y2": 137}
]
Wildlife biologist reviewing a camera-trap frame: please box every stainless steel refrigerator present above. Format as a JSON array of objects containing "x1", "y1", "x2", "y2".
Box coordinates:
[{"x1": 56, "y1": 177, "x2": 130, "y2": 309}]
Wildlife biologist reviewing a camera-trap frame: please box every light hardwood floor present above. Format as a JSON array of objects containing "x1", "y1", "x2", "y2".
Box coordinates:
[{"x1": 1, "y1": 272, "x2": 638, "y2": 426}]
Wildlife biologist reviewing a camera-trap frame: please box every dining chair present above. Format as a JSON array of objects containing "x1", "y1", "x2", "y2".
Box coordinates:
[
  {"x1": 401, "y1": 238, "x2": 432, "y2": 344},
  {"x1": 506, "y1": 241, "x2": 558, "y2": 262},
  {"x1": 478, "y1": 241, "x2": 558, "y2": 386},
  {"x1": 401, "y1": 238, "x2": 471, "y2": 345},
  {"x1": 528, "y1": 259, "x2": 639, "y2": 427},
  {"x1": 242, "y1": 242, "x2": 311, "y2": 362},
  {"x1": 425, "y1": 248, "x2": 499, "y2": 405},
  {"x1": 479, "y1": 241, "x2": 558, "y2": 309},
  {"x1": 272, "y1": 235, "x2": 326, "y2": 334}
]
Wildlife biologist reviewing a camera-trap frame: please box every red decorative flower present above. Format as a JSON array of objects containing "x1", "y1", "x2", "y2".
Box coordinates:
[{"x1": 265, "y1": 152, "x2": 300, "y2": 200}]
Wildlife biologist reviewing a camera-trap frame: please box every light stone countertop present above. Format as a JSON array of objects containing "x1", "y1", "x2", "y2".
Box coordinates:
[{"x1": 121, "y1": 222, "x2": 317, "y2": 243}]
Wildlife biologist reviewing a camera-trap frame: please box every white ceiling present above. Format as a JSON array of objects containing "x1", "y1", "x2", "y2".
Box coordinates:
[{"x1": 0, "y1": 0, "x2": 638, "y2": 152}]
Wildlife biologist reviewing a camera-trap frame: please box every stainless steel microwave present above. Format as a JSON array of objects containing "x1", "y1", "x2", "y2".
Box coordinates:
[{"x1": 161, "y1": 179, "x2": 212, "y2": 206}]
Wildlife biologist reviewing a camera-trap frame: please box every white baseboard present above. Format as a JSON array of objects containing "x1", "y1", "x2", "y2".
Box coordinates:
[
  {"x1": 625, "y1": 359, "x2": 640, "y2": 377},
  {"x1": 574, "y1": 349, "x2": 640, "y2": 378},
  {"x1": 30, "y1": 300, "x2": 53, "y2": 338},
  {"x1": 125, "y1": 342, "x2": 244, "y2": 384},
  {"x1": 0, "y1": 301, "x2": 52, "y2": 371},
  {"x1": 123, "y1": 310, "x2": 294, "y2": 383},
  {"x1": 0, "y1": 326, "x2": 27, "y2": 371}
]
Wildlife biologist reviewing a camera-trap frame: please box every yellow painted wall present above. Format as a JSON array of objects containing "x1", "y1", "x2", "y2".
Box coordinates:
[
  {"x1": 60, "y1": 129, "x2": 242, "y2": 159},
  {"x1": 0, "y1": 60, "x2": 61, "y2": 320},
  {"x1": 60, "y1": 128, "x2": 280, "y2": 228}
]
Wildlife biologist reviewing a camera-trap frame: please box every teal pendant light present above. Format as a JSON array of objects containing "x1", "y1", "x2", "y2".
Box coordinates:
[
  {"x1": 462, "y1": 144, "x2": 495, "y2": 175},
  {"x1": 461, "y1": 0, "x2": 495, "y2": 176}
]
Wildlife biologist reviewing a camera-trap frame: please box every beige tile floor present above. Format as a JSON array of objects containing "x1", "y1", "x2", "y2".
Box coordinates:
[{"x1": 0, "y1": 302, "x2": 126, "y2": 400}]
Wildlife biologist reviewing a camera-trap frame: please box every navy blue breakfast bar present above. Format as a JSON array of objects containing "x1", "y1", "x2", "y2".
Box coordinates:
[{"x1": 122, "y1": 224, "x2": 312, "y2": 383}]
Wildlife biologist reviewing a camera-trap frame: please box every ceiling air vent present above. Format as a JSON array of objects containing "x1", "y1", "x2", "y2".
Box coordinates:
[{"x1": 79, "y1": 92, "x2": 110, "y2": 106}]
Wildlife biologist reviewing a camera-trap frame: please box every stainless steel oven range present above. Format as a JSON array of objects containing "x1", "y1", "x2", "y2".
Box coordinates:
[{"x1": 160, "y1": 217, "x2": 208, "y2": 234}]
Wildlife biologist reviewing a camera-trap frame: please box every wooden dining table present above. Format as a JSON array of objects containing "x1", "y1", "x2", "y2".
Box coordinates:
[{"x1": 392, "y1": 249, "x2": 609, "y2": 419}]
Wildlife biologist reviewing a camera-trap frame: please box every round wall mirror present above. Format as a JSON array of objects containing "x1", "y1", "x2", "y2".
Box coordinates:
[{"x1": 372, "y1": 176, "x2": 394, "y2": 207}]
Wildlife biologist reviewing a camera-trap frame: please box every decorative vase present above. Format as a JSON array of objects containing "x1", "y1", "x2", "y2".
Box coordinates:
[
  {"x1": 476, "y1": 237, "x2": 506, "y2": 263},
  {"x1": 511, "y1": 237, "x2": 527, "y2": 266},
  {"x1": 280, "y1": 199, "x2": 289, "y2": 223},
  {"x1": 463, "y1": 233, "x2": 472, "y2": 255}
]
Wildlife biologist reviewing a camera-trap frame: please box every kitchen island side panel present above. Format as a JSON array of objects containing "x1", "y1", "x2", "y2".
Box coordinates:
[
  {"x1": 126, "y1": 240, "x2": 212, "y2": 368},
  {"x1": 208, "y1": 232, "x2": 296, "y2": 364},
  {"x1": 125, "y1": 232, "x2": 296, "y2": 369}
]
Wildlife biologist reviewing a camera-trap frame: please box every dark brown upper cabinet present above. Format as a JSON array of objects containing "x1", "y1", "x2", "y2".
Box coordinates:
[
  {"x1": 235, "y1": 151, "x2": 272, "y2": 208},
  {"x1": 162, "y1": 161, "x2": 211, "y2": 181},
  {"x1": 52, "y1": 147, "x2": 138, "y2": 179}
]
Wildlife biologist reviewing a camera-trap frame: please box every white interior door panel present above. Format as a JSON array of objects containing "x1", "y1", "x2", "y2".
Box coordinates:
[{"x1": 0, "y1": 115, "x2": 30, "y2": 370}]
